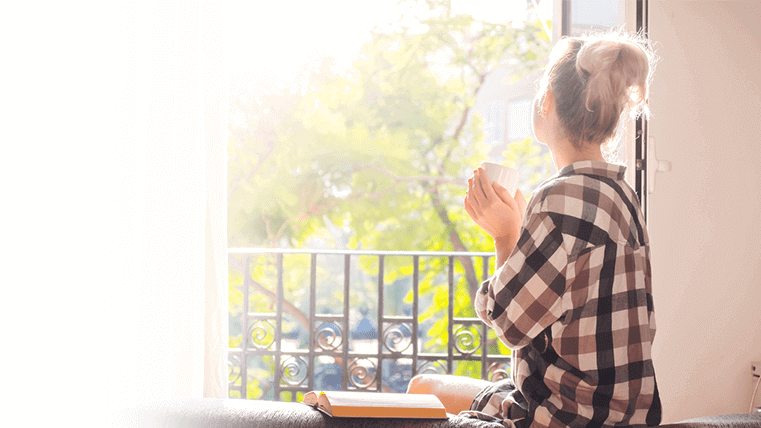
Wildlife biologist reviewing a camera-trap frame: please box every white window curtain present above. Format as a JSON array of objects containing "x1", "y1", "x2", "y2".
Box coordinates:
[
  {"x1": 4, "y1": 2, "x2": 227, "y2": 425},
  {"x1": 117, "y1": 2, "x2": 228, "y2": 401}
]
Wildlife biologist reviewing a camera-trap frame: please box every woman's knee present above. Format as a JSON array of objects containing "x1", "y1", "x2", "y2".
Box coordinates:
[
  {"x1": 406, "y1": 374, "x2": 436, "y2": 394},
  {"x1": 407, "y1": 374, "x2": 490, "y2": 396},
  {"x1": 407, "y1": 374, "x2": 489, "y2": 414}
]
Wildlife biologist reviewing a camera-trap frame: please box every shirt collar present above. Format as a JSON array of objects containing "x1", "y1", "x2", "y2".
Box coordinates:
[{"x1": 556, "y1": 160, "x2": 627, "y2": 181}]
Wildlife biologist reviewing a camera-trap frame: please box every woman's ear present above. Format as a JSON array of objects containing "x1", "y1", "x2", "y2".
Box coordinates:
[{"x1": 541, "y1": 90, "x2": 554, "y2": 117}]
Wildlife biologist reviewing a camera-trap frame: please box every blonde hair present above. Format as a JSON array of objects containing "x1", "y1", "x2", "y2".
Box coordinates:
[{"x1": 537, "y1": 31, "x2": 656, "y2": 155}]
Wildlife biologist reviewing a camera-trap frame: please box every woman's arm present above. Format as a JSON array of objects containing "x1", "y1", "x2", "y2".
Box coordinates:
[
  {"x1": 474, "y1": 210, "x2": 568, "y2": 350},
  {"x1": 465, "y1": 167, "x2": 567, "y2": 350}
]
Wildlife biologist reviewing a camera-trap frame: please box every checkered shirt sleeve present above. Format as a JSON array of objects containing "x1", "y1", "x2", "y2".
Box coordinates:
[
  {"x1": 473, "y1": 161, "x2": 661, "y2": 428},
  {"x1": 475, "y1": 210, "x2": 568, "y2": 350}
]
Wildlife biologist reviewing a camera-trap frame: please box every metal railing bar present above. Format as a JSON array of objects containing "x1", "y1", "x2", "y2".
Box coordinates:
[
  {"x1": 241, "y1": 255, "x2": 251, "y2": 399},
  {"x1": 308, "y1": 253, "x2": 317, "y2": 392},
  {"x1": 313, "y1": 315, "x2": 346, "y2": 321},
  {"x1": 277, "y1": 386, "x2": 394, "y2": 393},
  {"x1": 476, "y1": 256, "x2": 489, "y2": 379},
  {"x1": 277, "y1": 387, "x2": 311, "y2": 394},
  {"x1": 229, "y1": 248, "x2": 492, "y2": 257},
  {"x1": 481, "y1": 255, "x2": 491, "y2": 379},
  {"x1": 341, "y1": 254, "x2": 350, "y2": 391},
  {"x1": 238, "y1": 351, "x2": 512, "y2": 363},
  {"x1": 340, "y1": 353, "x2": 413, "y2": 360},
  {"x1": 382, "y1": 315, "x2": 415, "y2": 322},
  {"x1": 232, "y1": 349, "x2": 511, "y2": 360},
  {"x1": 239, "y1": 350, "x2": 310, "y2": 356},
  {"x1": 412, "y1": 255, "x2": 419, "y2": 378},
  {"x1": 416, "y1": 355, "x2": 507, "y2": 362},
  {"x1": 376, "y1": 254, "x2": 384, "y2": 392},
  {"x1": 452, "y1": 317, "x2": 483, "y2": 323},
  {"x1": 447, "y1": 256, "x2": 454, "y2": 374},
  {"x1": 415, "y1": 352, "x2": 509, "y2": 359},
  {"x1": 274, "y1": 253, "x2": 284, "y2": 399},
  {"x1": 380, "y1": 352, "x2": 418, "y2": 357},
  {"x1": 481, "y1": 323, "x2": 488, "y2": 380},
  {"x1": 246, "y1": 312, "x2": 278, "y2": 318},
  {"x1": 481, "y1": 255, "x2": 491, "y2": 280},
  {"x1": 230, "y1": 350, "x2": 511, "y2": 363}
]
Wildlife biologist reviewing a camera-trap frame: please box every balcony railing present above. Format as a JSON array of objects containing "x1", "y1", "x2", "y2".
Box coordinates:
[{"x1": 227, "y1": 248, "x2": 512, "y2": 401}]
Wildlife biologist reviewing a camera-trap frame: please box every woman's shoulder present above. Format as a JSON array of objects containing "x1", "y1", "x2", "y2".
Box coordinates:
[
  {"x1": 531, "y1": 170, "x2": 637, "y2": 211},
  {"x1": 526, "y1": 171, "x2": 648, "y2": 248},
  {"x1": 528, "y1": 173, "x2": 589, "y2": 215}
]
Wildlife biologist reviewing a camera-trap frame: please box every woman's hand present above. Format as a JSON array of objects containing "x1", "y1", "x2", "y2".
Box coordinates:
[{"x1": 465, "y1": 167, "x2": 527, "y2": 264}]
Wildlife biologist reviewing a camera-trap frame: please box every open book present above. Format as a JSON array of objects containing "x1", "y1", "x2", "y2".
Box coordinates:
[{"x1": 301, "y1": 390, "x2": 447, "y2": 419}]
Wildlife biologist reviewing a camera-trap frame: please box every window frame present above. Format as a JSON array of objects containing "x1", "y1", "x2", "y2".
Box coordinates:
[{"x1": 559, "y1": 0, "x2": 650, "y2": 214}]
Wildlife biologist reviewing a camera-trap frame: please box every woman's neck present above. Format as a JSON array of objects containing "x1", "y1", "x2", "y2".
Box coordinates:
[{"x1": 550, "y1": 138, "x2": 606, "y2": 170}]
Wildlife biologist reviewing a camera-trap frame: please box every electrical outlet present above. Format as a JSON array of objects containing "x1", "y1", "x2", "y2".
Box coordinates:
[{"x1": 752, "y1": 361, "x2": 761, "y2": 377}]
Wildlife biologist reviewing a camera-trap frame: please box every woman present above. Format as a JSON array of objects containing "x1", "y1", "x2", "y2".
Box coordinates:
[{"x1": 407, "y1": 32, "x2": 661, "y2": 428}]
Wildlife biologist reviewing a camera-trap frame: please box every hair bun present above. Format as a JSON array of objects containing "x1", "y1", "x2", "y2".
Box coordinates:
[{"x1": 576, "y1": 36, "x2": 652, "y2": 119}]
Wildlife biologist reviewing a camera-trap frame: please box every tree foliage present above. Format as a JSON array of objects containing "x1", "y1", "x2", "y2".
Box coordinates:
[{"x1": 228, "y1": 0, "x2": 553, "y2": 398}]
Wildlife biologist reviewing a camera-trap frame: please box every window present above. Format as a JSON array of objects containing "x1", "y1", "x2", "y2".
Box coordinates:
[
  {"x1": 485, "y1": 100, "x2": 506, "y2": 147},
  {"x1": 224, "y1": 0, "x2": 658, "y2": 401},
  {"x1": 507, "y1": 97, "x2": 533, "y2": 142},
  {"x1": 564, "y1": 0, "x2": 619, "y2": 36}
]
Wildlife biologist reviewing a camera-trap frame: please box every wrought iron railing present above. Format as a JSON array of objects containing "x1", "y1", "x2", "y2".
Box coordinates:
[{"x1": 227, "y1": 248, "x2": 511, "y2": 401}]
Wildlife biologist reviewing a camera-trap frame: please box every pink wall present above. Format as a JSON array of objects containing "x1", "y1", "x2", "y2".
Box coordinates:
[{"x1": 648, "y1": 1, "x2": 761, "y2": 422}]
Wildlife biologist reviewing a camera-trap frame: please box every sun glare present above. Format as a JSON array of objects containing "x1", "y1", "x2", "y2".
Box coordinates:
[
  {"x1": 224, "y1": 0, "x2": 397, "y2": 76},
  {"x1": 223, "y1": 0, "x2": 544, "y2": 78}
]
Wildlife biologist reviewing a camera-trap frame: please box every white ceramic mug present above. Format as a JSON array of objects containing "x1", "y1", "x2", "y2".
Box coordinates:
[{"x1": 480, "y1": 162, "x2": 519, "y2": 197}]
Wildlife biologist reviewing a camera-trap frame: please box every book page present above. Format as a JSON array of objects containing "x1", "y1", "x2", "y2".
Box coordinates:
[
  {"x1": 302, "y1": 390, "x2": 319, "y2": 406},
  {"x1": 325, "y1": 391, "x2": 442, "y2": 409},
  {"x1": 304, "y1": 391, "x2": 447, "y2": 419}
]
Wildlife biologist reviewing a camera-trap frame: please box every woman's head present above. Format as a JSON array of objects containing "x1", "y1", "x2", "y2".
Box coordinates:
[{"x1": 534, "y1": 31, "x2": 656, "y2": 157}]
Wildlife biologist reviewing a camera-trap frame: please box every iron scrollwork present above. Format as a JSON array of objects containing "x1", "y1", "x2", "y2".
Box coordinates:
[
  {"x1": 248, "y1": 320, "x2": 276, "y2": 350},
  {"x1": 280, "y1": 355, "x2": 309, "y2": 386},
  {"x1": 382, "y1": 323, "x2": 412, "y2": 354},
  {"x1": 228, "y1": 355, "x2": 241, "y2": 385},
  {"x1": 454, "y1": 324, "x2": 481, "y2": 356},
  {"x1": 348, "y1": 358, "x2": 377, "y2": 389},
  {"x1": 488, "y1": 362, "x2": 510, "y2": 382},
  {"x1": 315, "y1": 322, "x2": 343, "y2": 351}
]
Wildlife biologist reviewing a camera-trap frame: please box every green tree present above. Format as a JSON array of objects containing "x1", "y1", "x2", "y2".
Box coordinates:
[{"x1": 228, "y1": 0, "x2": 553, "y2": 397}]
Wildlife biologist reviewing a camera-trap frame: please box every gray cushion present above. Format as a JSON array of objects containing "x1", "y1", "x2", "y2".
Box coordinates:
[
  {"x1": 116, "y1": 398, "x2": 761, "y2": 428},
  {"x1": 658, "y1": 412, "x2": 761, "y2": 428},
  {"x1": 118, "y1": 398, "x2": 504, "y2": 428}
]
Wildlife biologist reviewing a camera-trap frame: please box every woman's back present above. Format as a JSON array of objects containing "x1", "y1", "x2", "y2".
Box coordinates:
[{"x1": 487, "y1": 160, "x2": 660, "y2": 427}]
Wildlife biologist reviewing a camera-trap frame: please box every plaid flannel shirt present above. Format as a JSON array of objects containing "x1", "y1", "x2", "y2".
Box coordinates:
[{"x1": 474, "y1": 161, "x2": 662, "y2": 428}]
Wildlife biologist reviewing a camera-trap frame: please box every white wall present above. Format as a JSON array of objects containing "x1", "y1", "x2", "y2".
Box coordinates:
[{"x1": 648, "y1": 1, "x2": 761, "y2": 422}]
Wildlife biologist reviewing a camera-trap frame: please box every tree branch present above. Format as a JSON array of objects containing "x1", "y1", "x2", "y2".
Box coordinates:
[
  {"x1": 452, "y1": 72, "x2": 488, "y2": 142},
  {"x1": 228, "y1": 139, "x2": 275, "y2": 199},
  {"x1": 426, "y1": 184, "x2": 479, "y2": 302},
  {"x1": 359, "y1": 163, "x2": 463, "y2": 186},
  {"x1": 250, "y1": 279, "x2": 310, "y2": 332},
  {"x1": 229, "y1": 256, "x2": 311, "y2": 334}
]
